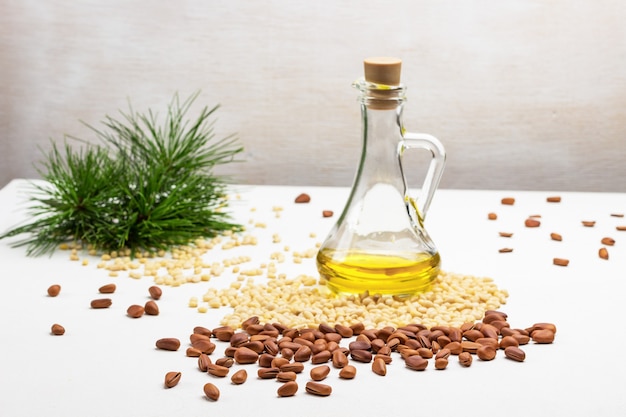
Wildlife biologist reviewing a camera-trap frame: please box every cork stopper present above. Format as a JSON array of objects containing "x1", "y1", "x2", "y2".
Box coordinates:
[{"x1": 363, "y1": 57, "x2": 402, "y2": 86}]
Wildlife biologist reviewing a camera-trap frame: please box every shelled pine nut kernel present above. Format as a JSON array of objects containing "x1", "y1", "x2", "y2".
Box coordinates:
[{"x1": 213, "y1": 271, "x2": 508, "y2": 330}]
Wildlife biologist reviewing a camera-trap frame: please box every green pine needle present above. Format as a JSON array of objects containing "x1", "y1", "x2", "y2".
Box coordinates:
[{"x1": 1, "y1": 92, "x2": 244, "y2": 256}]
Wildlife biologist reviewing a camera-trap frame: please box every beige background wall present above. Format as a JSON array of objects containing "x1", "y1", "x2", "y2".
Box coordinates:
[{"x1": 1, "y1": 0, "x2": 625, "y2": 191}]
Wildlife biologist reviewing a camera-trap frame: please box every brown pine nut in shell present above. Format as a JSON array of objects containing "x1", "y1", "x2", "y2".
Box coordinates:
[
  {"x1": 499, "y1": 335, "x2": 520, "y2": 349},
  {"x1": 234, "y1": 346, "x2": 259, "y2": 364},
  {"x1": 164, "y1": 371, "x2": 181, "y2": 388},
  {"x1": 372, "y1": 357, "x2": 387, "y2": 376},
  {"x1": 144, "y1": 300, "x2": 159, "y2": 315},
  {"x1": 98, "y1": 283, "x2": 116, "y2": 294},
  {"x1": 51, "y1": 323, "x2": 65, "y2": 335},
  {"x1": 525, "y1": 218, "x2": 541, "y2": 227},
  {"x1": 405, "y1": 355, "x2": 428, "y2": 371},
  {"x1": 277, "y1": 381, "x2": 298, "y2": 397},
  {"x1": 305, "y1": 381, "x2": 332, "y2": 396},
  {"x1": 197, "y1": 354, "x2": 211, "y2": 372},
  {"x1": 231, "y1": 369, "x2": 248, "y2": 385},
  {"x1": 126, "y1": 304, "x2": 145, "y2": 318},
  {"x1": 156, "y1": 338, "x2": 180, "y2": 351},
  {"x1": 458, "y1": 352, "x2": 473, "y2": 367},
  {"x1": 332, "y1": 349, "x2": 349, "y2": 368},
  {"x1": 339, "y1": 365, "x2": 357, "y2": 379},
  {"x1": 531, "y1": 329, "x2": 556, "y2": 344},
  {"x1": 310, "y1": 365, "x2": 331, "y2": 381},
  {"x1": 280, "y1": 362, "x2": 304, "y2": 373},
  {"x1": 477, "y1": 345, "x2": 497, "y2": 361},
  {"x1": 148, "y1": 285, "x2": 162, "y2": 300},
  {"x1": 47, "y1": 284, "x2": 61, "y2": 297},
  {"x1": 257, "y1": 367, "x2": 280, "y2": 379},
  {"x1": 435, "y1": 358, "x2": 449, "y2": 370},
  {"x1": 276, "y1": 371, "x2": 297, "y2": 382},
  {"x1": 90, "y1": 298, "x2": 112, "y2": 309},
  {"x1": 207, "y1": 364, "x2": 230, "y2": 378},
  {"x1": 203, "y1": 383, "x2": 220, "y2": 401},
  {"x1": 504, "y1": 346, "x2": 526, "y2": 362}
]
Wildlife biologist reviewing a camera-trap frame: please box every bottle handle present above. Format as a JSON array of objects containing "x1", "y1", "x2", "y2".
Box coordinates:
[{"x1": 399, "y1": 132, "x2": 446, "y2": 220}]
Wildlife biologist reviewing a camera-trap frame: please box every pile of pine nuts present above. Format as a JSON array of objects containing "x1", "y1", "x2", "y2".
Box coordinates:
[
  {"x1": 212, "y1": 271, "x2": 508, "y2": 330},
  {"x1": 160, "y1": 312, "x2": 557, "y2": 401}
]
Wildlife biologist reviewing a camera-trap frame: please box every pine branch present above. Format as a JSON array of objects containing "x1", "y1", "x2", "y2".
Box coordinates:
[{"x1": 0, "y1": 92, "x2": 244, "y2": 256}]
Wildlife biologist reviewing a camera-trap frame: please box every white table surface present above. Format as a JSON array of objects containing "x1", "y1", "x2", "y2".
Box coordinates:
[{"x1": 1, "y1": 179, "x2": 624, "y2": 417}]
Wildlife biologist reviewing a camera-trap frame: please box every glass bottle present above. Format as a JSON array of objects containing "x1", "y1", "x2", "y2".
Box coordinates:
[{"x1": 316, "y1": 57, "x2": 446, "y2": 296}]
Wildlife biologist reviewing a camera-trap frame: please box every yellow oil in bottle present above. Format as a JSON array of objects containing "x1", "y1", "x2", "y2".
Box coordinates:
[{"x1": 316, "y1": 248, "x2": 440, "y2": 296}]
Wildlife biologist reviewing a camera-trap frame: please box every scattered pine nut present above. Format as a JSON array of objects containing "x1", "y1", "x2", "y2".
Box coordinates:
[
  {"x1": 203, "y1": 383, "x2": 220, "y2": 401},
  {"x1": 51, "y1": 323, "x2": 65, "y2": 335},
  {"x1": 277, "y1": 381, "x2": 298, "y2": 397},
  {"x1": 127, "y1": 305, "x2": 145, "y2": 318},
  {"x1": 599, "y1": 247, "x2": 609, "y2": 260},
  {"x1": 550, "y1": 233, "x2": 562, "y2": 241},
  {"x1": 322, "y1": 210, "x2": 334, "y2": 218},
  {"x1": 498, "y1": 248, "x2": 513, "y2": 253},
  {"x1": 488, "y1": 213, "x2": 497, "y2": 220},
  {"x1": 294, "y1": 193, "x2": 311, "y2": 203},
  {"x1": 145, "y1": 300, "x2": 159, "y2": 315},
  {"x1": 601, "y1": 237, "x2": 615, "y2": 246},
  {"x1": 47, "y1": 284, "x2": 61, "y2": 297},
  {"x1": 553, "y1": 258, "x2": 569, "y2": 267},
  {"x1": 164, "y1": 371, "x2": 181, "y2": 388},
  {"x1": 148, "y1": 286, "x2": 162, "y2": 300},
  {"x1": 525, "y1": 218, "x2": 541, "y2": 227},
  {"x1": 501, "y1": 197, "x2": 515, "y2": 205},
  {"x1": 617, "y1": 226, "x2": 626, "y2": 231},
  {"x1": 99, "y1": 283, "x2": 116, "y2": 294},
  {"x1": 611, "y1": 213, "x2": 624, "y2": 218},
  {"x1": 582, "y1": 221, "x2": 596, "y2": 227},
  {"x1": 498, "y1": 232, "x2": 513, "y2": 238},
  {"x1": 90, "y1": 298, "x2": 112, "y2": 309},
  {"x1": 546, "y1": 196, "x2": 561, "y2": 203}
]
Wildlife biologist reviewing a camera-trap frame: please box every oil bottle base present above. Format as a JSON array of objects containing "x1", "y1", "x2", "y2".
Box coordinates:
[
  {"x1": 324, "y1": 276, "x2": 437, "y2": 297},
  {"x1": 317, "y1": 250, "x2": 441, "y2": 297}
]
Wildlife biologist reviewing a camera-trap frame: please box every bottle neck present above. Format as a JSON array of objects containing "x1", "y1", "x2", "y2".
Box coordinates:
[
  {"x1": 353, "y1": 78, "x2": 406, "y2": 110},
  {"x1": 349, "y1": 77, "x2": 409, "y2": 189},
  {"x1": 361, "y1": 103, "x2": 405, "y2": 145},
  {"x1": 357, "y1": 77, "x2": 406, "y2": 149},
  {"x1": 356, "y1": 91, "x2": 406, "y2": 187}
]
